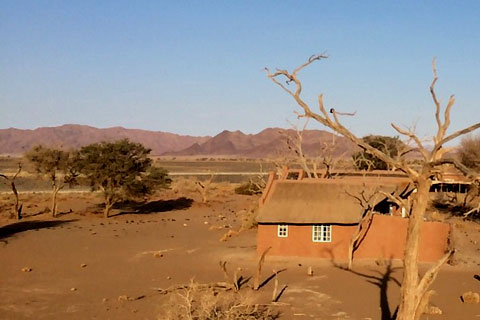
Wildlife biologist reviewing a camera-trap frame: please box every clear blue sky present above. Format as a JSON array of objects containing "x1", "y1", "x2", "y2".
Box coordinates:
[{"x1": 1, "y1": 1, "x2": 479, "y2": 139}]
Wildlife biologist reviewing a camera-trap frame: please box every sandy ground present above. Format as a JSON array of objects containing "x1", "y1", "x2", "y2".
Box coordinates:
[{"x1": 1, "y1": 189, "x2": 480, "y2": 319}]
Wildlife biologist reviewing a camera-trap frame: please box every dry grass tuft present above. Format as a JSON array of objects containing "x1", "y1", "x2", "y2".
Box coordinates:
[
  {"x1": 159, "y1": 280, "x2": 279, "y2": 320},
  {"x1": 240, "y1": 208, "x2": 258, "y2": 231}
]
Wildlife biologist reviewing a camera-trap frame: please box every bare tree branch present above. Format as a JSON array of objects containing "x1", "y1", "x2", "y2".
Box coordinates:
[
  {"x1": 391, "y1": 124, "x2": 428, "y2": 161},
  {"x1": 267, "y1": 55, "x2": 480, "y2": 320}
]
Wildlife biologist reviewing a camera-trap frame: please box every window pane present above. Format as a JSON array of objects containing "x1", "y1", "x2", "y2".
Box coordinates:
[
  {"x1": 312, "y1": 224, "x2": 331, "y2": 242},
  {"x1": 278, "y1": 225, "x2": 288, "y2": 237}
]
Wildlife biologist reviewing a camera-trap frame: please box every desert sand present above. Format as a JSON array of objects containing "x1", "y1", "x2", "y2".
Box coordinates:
[{"x1": 1, "y1": 188, "x2": 480, "y2": 319}]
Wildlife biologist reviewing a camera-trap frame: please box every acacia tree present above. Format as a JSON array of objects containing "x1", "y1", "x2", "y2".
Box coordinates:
[
  {"x1": 26, "y1": 146, "x2": 78, "y2": 217},
  {"x1": 266, "y1": 55, "x2": 480, "y2": 320},
  {"x1": 77, "y1": 139, "x2": 171, "y2": 218},
  {"x1": 352, "y1": 135, "x2": 406, "y2": 170}
]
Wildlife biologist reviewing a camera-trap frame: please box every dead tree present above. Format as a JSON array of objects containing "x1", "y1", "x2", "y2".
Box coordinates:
[
  {"x1": 253, "y1": 246, "x2": 271, "y2": 290},
  {"x1": 266, "y1": 55, "x2": 480, "y2": 320},
  {"x1": 345, "y1": 186, "x2": 380, "y2": 270},
  {"x1": 287, "y1": 119, "x2": 347, "y2": 179},
  {"x1": 318, "y1": 136, "x2": 346, "y2": 179},
  {"x1": 195, "y1": 174, "x2": 214, "y2": 204},
  {"x1": 286, "y1": 119, "x2": 313, "y2": 177},
  {"x1": 0, "y1": 163, "x2": 22, "y2": 219}
]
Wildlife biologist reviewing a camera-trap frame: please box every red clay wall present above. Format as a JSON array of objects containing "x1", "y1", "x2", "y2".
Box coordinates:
[{"x1": 257, "y1": 215, "x2": 450, "y2": 262}]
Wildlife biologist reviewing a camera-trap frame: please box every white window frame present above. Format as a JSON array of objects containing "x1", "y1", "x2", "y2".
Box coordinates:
[
  {"x1": 277, "y1": 224, "x2": 288, "y2": 237},
  {"x1": 312, "y1": 224, "x2": 332, "y2": 242}
]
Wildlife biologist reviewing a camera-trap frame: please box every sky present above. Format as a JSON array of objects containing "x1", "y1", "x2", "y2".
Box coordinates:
[{"x1": 1, "y1": 1, "x2": 480, "y2": 140}]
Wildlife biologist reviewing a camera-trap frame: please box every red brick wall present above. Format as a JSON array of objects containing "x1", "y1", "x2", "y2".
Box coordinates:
[{"x1": 257, "y1": 215, "x2": 450, "y2": 262}]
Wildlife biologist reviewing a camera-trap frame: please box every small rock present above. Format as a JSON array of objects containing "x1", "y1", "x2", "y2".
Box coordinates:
[
  {"x1": 204, "y1": 221, "x2": 209, "y2": 225},
  {"x1": 183, "y1": 223, "x2": 188, "y2": 227},
  {"x1": 80, "y1": 263, "x2": 87, "y2": 268},
  {"x1": 118, "y1": 295, "x2": 129, "y2": 301},
  {"x1": 153, "y1": 252, "x2": 163, "y2": 258},
  {"x1": 166, "y1": 276, "x2": 171, "y2": 280},
  {"x1": 307, "y1": 266, "x2": 314, "y2": 276},
  {"x1": 102, "y1": 298, "x2": 108, "y2": 303},
  {"x1": 461, "y1": 291, "x2": 480, "y2": 304},
  {"x1": 21, "y1": 267, "x2": 32, "y2": 272},
  {"x1": 220, "y1": 229, "x2": 239, "y2": 242},
  {"x1": 425, "y1": 305, "x2": 442, "y2": 315},
  {"x1": 70, "y1": 287, "x2": 77, "y2": 291}
]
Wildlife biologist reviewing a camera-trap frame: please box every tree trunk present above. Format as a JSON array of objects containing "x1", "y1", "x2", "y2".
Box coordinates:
[
  {"x1": 51, "y1": 185, "x2": 61, "y2": 217},
  {"x1": 397, "y1": 178, "x2": 430, "y2": 320},
  {"x1": 348, "y1": 209, "x2": 374, "y2": 270},
  {"x1": 11, "y1": 181, "x2": 21, "y2": 220},
  {"x1": 104, "y1": 198, "x2": 114, "y2": 218}
]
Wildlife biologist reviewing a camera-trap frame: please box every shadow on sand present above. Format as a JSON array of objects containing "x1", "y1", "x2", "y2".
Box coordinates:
[
  {"x1": 0, "y1": 219, "x2": 75, "y2": 241},
  {"x1": 333, "y1": 260, "x2": 400, "y2": 320},
  {"x1": 112, "y1": 197, "x2": 194, "y2": 216}
]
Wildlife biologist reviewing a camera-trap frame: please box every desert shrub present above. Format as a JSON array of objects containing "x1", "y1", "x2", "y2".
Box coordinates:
[
  {"x1": 458, "y1": 134, "x2": 480, "y2": 172},
  {"x1": 240, "y1": 209, "x2": 258, "y2": 230},
  {"x1": 160, "y1": 281, "x2": 278, "y2": 320},
  {"x1": 235, "y1": 181, "x2": 263, "y2": 195}
]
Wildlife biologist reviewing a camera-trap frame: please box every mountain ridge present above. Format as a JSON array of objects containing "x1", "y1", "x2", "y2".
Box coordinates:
[{"x1": 0, "y1": 124, "x2": 356, "y2": 158}]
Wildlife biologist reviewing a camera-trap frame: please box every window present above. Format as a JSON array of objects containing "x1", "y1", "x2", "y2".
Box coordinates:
[
  {"x1": 312, "y1": 225, "x2": 332, "y2": 242},
  {"x1": 277, "y1": 225, "x2": 288, "y2": 237}
]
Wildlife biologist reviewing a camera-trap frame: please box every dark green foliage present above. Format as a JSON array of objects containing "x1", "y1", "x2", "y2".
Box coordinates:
[
  {"x1": 352, "y1": 135, "x2": 405, "y2": 170},
  {"x1": 76, "y1": 139, "x2": 171, "y2": 217},
  {"x1": 26, "y1": 146, "x2": 78, "y2": 184},
  {"x1": 458, "y1": 135, "x2": 480, "y2": 172},
  {"x1": 26, "y1": 146, "x2": 79, "y2": 216}
]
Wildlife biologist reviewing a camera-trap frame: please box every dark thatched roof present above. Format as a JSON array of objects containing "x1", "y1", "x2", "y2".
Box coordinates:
[{"x1": 257, "y1": 179, "x2": 405, "y2": 224}]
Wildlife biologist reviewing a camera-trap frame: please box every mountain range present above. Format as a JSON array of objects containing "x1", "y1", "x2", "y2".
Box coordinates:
[{"x1": 0, "y1": 124, "x2": 355, "y2": 158}]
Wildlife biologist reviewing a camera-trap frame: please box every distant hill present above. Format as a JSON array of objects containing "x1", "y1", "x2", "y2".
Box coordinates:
[
  {"x1": 0, "y1": 125, "x2": 357, "y2": 158},
  {"x1": 163, "y1": 128, "x2": 356, "y2": 158},
  {"x1": 0, "y1": 124, "x2": 210, "y2": 155}
]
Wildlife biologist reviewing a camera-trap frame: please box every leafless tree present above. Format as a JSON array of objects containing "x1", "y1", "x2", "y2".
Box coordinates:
[
  {"x1": 345, "y1": 185, "x2": 381, "y2": 270},
  {"x1": 318, "y1": 136, "x2": 346, "y2": 179},
  {"x1": 195, "y1": 174, "x2": 214, "y2": 204},
  {"x1": 286, "y1": 119, "x2": 347, "y2": 178},
  {"x1": 266, "y1": 54, "x2": 480, "y2": 320},
  {"x1": 286, "y1": 119, "x2": 313, "y2": 177},
  {"x1": 0, "y1": 163, "x2": 22, "y2": 219}
]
